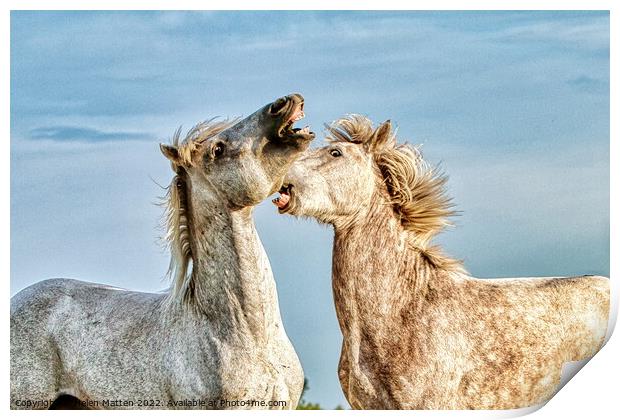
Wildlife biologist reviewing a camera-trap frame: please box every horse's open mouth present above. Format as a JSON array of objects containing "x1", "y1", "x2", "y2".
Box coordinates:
[
  {"x1": 277, "y1": 100, "x2": 313, "y2": 140},
  {"x1": 272, "y1": 184, "x2": 294, "y2": 213}
]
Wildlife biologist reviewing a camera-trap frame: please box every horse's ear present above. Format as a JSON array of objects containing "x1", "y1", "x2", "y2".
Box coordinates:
[
  {"x1": 368, "y1": 120, "x2": 392, "y2": 153},
  {"x1": 160, "y1": 144, "x2": 180, "y2": 164}
]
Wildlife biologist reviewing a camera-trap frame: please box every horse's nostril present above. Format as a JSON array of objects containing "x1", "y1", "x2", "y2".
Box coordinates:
[{"x1": 269, "y1": 97, "x2": 288, "y2": 115}]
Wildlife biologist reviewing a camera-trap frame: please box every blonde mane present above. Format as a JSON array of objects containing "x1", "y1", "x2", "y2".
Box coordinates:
[
  {"x1": 161, "y1": 119, "x2": 237, "y2": 303},
  {"x1": 326, "y1": 115, "x2": 463, "y2": 272}
]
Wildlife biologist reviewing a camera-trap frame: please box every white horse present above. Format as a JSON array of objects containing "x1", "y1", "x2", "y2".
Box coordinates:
[{"x1": 11, "y1": 94, "x2": 314, "y2": 409}]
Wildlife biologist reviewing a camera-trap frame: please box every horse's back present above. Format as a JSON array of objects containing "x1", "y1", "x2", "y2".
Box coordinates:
[
  {"x1": 442, "y1": 274, "x2": 609, "y2": 409},
  {"x1": 524, "y1": 275, "x2": 609, "y2": 357},
  {"x1": 12, "y1": 277, "x2": 167, "y2": 349},
  {"x1": 11, "y1": 278, "x2": 89, "y2": 343},
  {"x1": 12, "y1": 277, "x2": 128, "y2": 308},
  {"x1": 483, "y1": 274, "x2": 609, "y2": 356},
  {"x1": 554, "y1": 275, "x2": 609, "y2": 360},
  {"x1": 12, "y1": 278, "x2": 80, "y2": 313},
  {"x1": 11, "y1": 277, "x2": 136, "y2": 355},
  {"x1": 12, "y1": 278, "x2": 134, "y2": 331},
  {"x1": 11, "y1": 278, "x2": 89, "y2": 407},
  {"x1": 11, "y1": 278, "x2": 169, "y2": 407},
  {"x1": 497, "y1": 275, "x2": 609, "y2": 360}
]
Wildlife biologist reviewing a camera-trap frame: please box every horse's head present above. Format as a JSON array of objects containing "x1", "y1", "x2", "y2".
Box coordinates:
[
  {"x1": 276, "y1": 115, "x2": 453, "y2": 242},
  {"x1": 161, "y1": 93, "x2": 314, "y2": 209},
  {"x1": 273, "y1": 115, "x2": 382, "y2": 224}
]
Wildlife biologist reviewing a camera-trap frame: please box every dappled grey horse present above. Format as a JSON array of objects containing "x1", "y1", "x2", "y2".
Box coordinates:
[
  {"x1": 11, "y1": 94, "x2": 314, "y2": 409},
  {"x1": 275, "y1": 115, "x2": 610, "y2": 409}
]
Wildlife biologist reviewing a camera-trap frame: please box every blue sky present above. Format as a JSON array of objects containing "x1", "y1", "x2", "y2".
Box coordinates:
[{"x1": 10, "y1": 11, "x2": 609, "y2": 408}]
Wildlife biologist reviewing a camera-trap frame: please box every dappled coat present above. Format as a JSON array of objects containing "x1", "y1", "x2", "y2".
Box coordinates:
[{"x1": 279, "y1": 115, "x2": 610, "y2": 409}]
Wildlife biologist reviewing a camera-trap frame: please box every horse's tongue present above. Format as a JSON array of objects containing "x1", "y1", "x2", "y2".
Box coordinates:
[{"x1": 272, "y1": 192, "x2": 290, "y2": 209}]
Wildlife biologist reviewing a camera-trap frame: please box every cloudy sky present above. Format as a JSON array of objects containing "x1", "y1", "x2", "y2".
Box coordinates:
[{"x1": 11, "y1": 11, "x2": 609, "y2": 408}]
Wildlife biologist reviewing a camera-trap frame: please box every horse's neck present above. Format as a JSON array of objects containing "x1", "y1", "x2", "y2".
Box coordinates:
[
  {"x1": 184, "y1": 198, "x2": 282, "y2": 343},
  {"x1": 332, "y1": 196, "x2": 436, "y2": 336}
]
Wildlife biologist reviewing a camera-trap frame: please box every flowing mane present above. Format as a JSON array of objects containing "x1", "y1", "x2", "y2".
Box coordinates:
[
  {"x1": 161, "y1": 119, "x2": 238, "y2": 303},
  {"x1": 326, "y1": 115, "x2": 463, "y2": 272}
]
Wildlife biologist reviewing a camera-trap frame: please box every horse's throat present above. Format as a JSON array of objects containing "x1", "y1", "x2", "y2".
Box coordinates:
[
  {"x1": 331, "y1": 207, "x2": 429, "y2": 338},
  {"x1": 189, "y1": 208, "x2": 281, "y2": 339}
]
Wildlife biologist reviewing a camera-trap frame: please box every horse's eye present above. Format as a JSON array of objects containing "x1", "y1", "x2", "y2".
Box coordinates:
[
  {"x1": 213, "y1": 143, "x2": 225, "y2": 158},
  {"x1": 330, "y1": 149, "x2": 342, "y2": 158}
]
